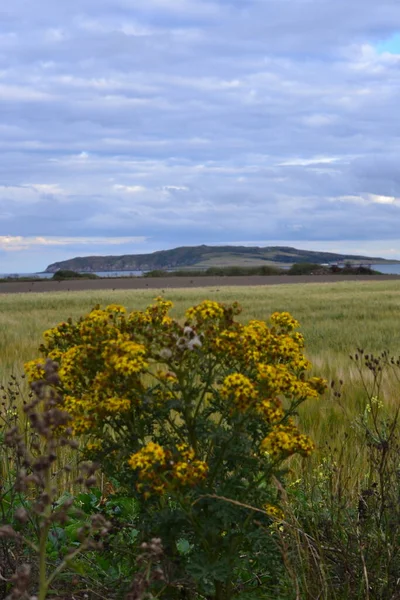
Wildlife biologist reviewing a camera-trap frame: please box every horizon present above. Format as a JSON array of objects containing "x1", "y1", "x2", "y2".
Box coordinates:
[
  {"x1": 1, "y1": 1, "x2": 400, "y2": 271},
  {"x1": 2, "y1": 241, "x2": 400, "y2": 274}
]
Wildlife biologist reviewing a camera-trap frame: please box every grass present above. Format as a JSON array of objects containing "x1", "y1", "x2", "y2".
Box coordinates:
[
  {"x1": 2, "y1": 279, "x2": 400, "y2": 461},
  {"x1": 189, "y1": 252, "x2": 290, "y2": 268},
  {"x1": 2, "y1": 279, "x2": 400, "y2": 599}
]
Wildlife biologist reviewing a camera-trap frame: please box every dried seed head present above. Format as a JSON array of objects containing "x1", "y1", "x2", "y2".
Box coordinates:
[
  {"x1": 14, "y1": 508, "x2": 29, "y2": 523},
  {"x1": 0, "y1": 525, "x2": 18, "y2": 538}
]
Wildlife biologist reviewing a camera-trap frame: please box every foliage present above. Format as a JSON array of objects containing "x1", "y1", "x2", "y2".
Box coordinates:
[
  {"x1": 142, "y1": 264, "x2": 382, "y2": 277},
  {"x1": 144, "y1": 266, "x2": 284, "y2": 277},
  {"x1": 26, "y1": 298, "x2": 326, "y2": 599},
  {"x1": 337, "y1": 264, "x2": 380, "y2": 275},
  {"x1": 288, "y1": 263, "x2": 322, "y2": 275},
  {"x1": 0, "y1": 365, "x2": 114, "y2": 600},
  {"x1": 52, "y1": 270, "x2": 98, "y2": 280},
  {"x1": 280, "y1": 350, "x2": 400, "y2": 599},
  {"x1": 0, "y1": 370, "x2": 166, "y2": 600},
  {"x1": 287, "y1": 262, "x2": 380, "y2": 276}
]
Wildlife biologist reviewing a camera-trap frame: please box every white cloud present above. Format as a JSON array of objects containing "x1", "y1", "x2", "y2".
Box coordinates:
[
  {"x1": 113, "y1": 184, "x2": 147, "y2": 193},
  {"x1": 0, "y1": 84, "x2": 53, "y2": 101},
  {"x1": 0, "y1": 236, "x2": 147, "y2": 251},
  {"x1": 0, "y1": 184, "x2": 66, "y2": 203},
  {"x1": 367, "y1": 193, "x2": 398, "y2": 205},
  {"x1": 302, "y1": 114, "x2": 337, "y2": 127},
  {"x1": 336, "y1": 193, "x2": 400, "y2": 205},
  {"x1": 277, "y1": 157, "x2": 341, "y2": 167},
  {"x1": 28, "y1": 183, "x2": 66, "y2": 195},
  {"x1": 163, "y1": 185, "x2": 189, "y2": 191}
]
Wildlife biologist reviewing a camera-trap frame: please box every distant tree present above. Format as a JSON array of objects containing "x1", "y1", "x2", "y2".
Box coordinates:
[{"x1": 288, "y1": 263, "x2": 321, "y2": 275}]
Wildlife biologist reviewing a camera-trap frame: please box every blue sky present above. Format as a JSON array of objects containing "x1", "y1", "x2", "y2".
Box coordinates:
[{"x1": 1, "y1": 0, "x2": 400, "y2": 272}]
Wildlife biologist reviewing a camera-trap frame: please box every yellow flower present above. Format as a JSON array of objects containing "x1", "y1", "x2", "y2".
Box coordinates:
[
  {"x1": 257, "y1": 398, "x2": 284, "y2": 424},
  {"x1": 128, "y1": 442, "x2": 168, "y2": 472},
  {"x1": 173, "y1": 460, "x2": 208, "y2": 486},
  {"x1": 103, "y1": 337, "x2": 148, "y2": 375},
  {"x1": 264, "y1": 503, "x2": 285, "y2": 520},
  {"x1": 221, "y1": 373, "x2": 258, "y2": 411},
  {"x1": 186, "y1": 300, "x2": 225, "y2": 321},
  {"x1": 270, "y1": 312, "x2": 300, "y2": 332},
  {"x1": 106, "y1": 304, "x2": 126, "y2": 314},
  {"x1": 24, "y1": 359, "x2": 46, "y2": 383},
  {"x1": 261, "y1": 424, "x2": 315, "y2": 458},
  {"x1": 99, "y1": 396, "x2": 131, "y2": 413}
]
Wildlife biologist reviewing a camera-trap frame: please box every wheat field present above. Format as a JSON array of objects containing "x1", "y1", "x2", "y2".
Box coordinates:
[{"x1": 2, "y1": 279, "x2": 400, "y2": 457}]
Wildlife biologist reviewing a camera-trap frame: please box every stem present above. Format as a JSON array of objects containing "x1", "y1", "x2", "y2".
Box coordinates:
[
  {"x1": 38, "y1": 470, "x2": 52, "y2": 600},
  {"x1": 175, "y1": 367, "x2": 198, "y2": 452},
  {"x1": 164, "y1": 415, "x2": 186, "y2": 443},
  {"x1": 207, "y1": 414, "x2": 250, "y2": 487},
  {"x1": 192, "y1": 358, "x2": 217, "y2": 423},
  {"x1": 46, "y1": 542, "x2": 88, "y2": 588}
]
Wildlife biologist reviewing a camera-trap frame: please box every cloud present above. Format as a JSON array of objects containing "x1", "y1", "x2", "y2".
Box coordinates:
[
  {"x1": 113, "y1": 184, "x2": 147, "y2": 193},
  {"x1": 1, "y1": 0, "x2": 400, "y2": 270},
  {"x1": 0, "y1": 235, "x2": 147, "y2": 251},
  {"x1": 276, "y1": 157, "x2": 342, "y2": 167}
]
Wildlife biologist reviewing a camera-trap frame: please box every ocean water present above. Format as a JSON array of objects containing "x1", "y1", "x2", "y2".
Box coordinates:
[
  {"x1": 0, "y1": 270, "x2": 143, "y2": 279},
  {"x1": 369, "y1": 264, "x2": 400, "y2": 275}
]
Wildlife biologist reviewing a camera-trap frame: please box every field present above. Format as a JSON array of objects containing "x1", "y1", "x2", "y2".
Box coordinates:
[
  {"x1": 2, "y1": 279, "x2": 400, "y2": 449},
  {"x1": 2, "y1": 279, "x2": 400, "y2": 598}
]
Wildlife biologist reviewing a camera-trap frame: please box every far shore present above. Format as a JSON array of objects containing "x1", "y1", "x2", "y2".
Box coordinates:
[{"x1": 1, "y1": 273, "x2": 400, "y2": 294}]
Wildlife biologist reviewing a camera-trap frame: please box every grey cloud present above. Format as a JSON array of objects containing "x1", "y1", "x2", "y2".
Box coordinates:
[{"x1": 1, "y1": 0, "x2": 400, "y2": 270}]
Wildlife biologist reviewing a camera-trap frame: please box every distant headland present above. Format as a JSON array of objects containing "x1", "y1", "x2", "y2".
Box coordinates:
[{"x1": 45, "y1": 244, "x2": 400, "y2": 273}]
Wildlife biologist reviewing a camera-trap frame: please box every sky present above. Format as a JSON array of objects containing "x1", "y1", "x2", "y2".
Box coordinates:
[{"x1": 1, "y1": 0, "x2": 400, "y2": 272}]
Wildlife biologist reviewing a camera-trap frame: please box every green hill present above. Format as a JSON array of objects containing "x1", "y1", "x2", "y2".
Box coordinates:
[{"x1": 44, "y1": 245, "x2": 399, "y2": 273}]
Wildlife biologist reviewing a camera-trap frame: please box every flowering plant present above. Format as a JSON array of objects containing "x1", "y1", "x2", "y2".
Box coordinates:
[{"x1": 26, "y1": 298, "x2": 325, "y2": 599}]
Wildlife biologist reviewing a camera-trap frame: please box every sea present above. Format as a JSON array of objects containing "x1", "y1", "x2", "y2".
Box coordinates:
[
  {"x1": 0, "y1": 270, "x2": 144, "y2": 279},
  {"x1": 367, "y1": 264, "x2": 400, "y2": 275},
  {"x1": 2, "y1": 264, "x2": 400, "y2": 279}
]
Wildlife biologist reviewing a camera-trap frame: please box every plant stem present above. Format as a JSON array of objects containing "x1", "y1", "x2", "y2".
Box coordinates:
[{"x1": 38, "y1": 467, "x2": 52, "y2": 600}]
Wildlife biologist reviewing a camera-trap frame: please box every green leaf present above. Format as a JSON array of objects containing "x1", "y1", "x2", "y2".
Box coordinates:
[
  {"x1": 48, "y1": 526, "x2": 67, "y2": 549},
  {"x1": 176, "y1": 538, "x2": 192, "y2": 555}
]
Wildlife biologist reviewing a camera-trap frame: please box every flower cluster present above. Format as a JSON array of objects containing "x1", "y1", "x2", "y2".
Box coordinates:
[
  {"x1": 221, "y1": 373, "x2": 258, "y2": 412},
  {"x1": 24, "y1": 358, "x2": 46, "y2": 381},
  {"x1": 128, "y1": 442, "x2": 208, "y2": 497},
  {"x1": 26, "y1": 298, "x2": 326, "y2": 506},
  {"x1": 25, "y1": 304, "x2": 150, "y2": 433},
  {"x1": 257, "y1": 364, "x2": 319, "y2": 399},
  {"x1": 186, "y1": 300, "x2": 226, "y2": 322},
  {"x1": 261, "y1": 420, "x2": 315, "y2": 458},
  {"x1": 264, "y1": 503, "x2": 285, "y2": 521},
  {"x1": 102, "y1": 336, "x2": 148, "y2": 375},
  {"x1": 270, "y1": 311, "x2": 300, "y2": 332}
]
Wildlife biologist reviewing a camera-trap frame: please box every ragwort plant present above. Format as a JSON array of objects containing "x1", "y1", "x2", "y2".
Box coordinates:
[{"x1": 26, "y1": 298, "x2": 326, "y2": 599}]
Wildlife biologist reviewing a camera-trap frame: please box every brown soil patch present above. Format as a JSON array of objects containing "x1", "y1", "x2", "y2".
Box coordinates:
[{"x1": 0, "y1": 274, "x2": 399, "y2": 294}]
